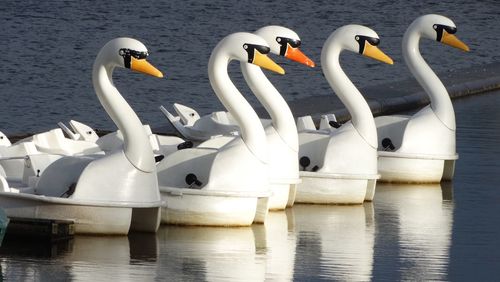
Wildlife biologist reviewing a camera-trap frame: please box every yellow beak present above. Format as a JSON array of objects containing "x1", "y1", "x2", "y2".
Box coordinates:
[
  {"x1": 130, "y1": 57, "x2": 164, "y2": 78},
  {"x1": 252, "y1": 51, "x2": 285, "y2": 75},
  {"x1": 441, "y1": 31, "x2": 470, "y2": 52},
  {"x1": 362, "y1": 43, "x2": 394, "y2": 65}
]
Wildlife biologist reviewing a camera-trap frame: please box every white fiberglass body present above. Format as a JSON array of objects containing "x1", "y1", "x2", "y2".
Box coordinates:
[
  {"x1": 295, "y1": 25, "x2": 393, "y2": 204},
  {"x1": 157, "y1": 32, "x2": 286, "y2": 226},
  {"x1": 375, "y1": 14, "x2": 469, "y2": 183},
  {"x1": 163, "y1": 26, "x2": 314, "y2": 210}
]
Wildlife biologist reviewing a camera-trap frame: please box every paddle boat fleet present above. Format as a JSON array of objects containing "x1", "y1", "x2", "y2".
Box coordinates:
[{"x1": 0, "y1": 14, "x2": 468, "y2": 235}]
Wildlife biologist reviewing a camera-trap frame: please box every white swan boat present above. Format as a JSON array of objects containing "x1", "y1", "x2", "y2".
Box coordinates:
[
  {"x1": 0, "y1": 38, "x2": 164, "y2": 235},
  {"x1": 295, "y1": 25, "x2": 393, "y2": 204},
  {"x1": 375, "y1": 14, "x2": 469, "y2": 183},
  {"x1": 156, "y1": 32, "x2": 285, "y2": 226},
  {"x1": 163, "y1": 26, "x2": 315, "y2": 210}
]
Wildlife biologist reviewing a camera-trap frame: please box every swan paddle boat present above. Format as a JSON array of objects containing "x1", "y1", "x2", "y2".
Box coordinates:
[
  {"x1": 156, "y1": 32, "x2": 285, "y2": 226},
  {"x1": 163, "y1": 26, "x2": 315, "y2": 210},
  {"x1": 375, "y1": 14, "x2": 469, "y2": 183},
  {"x1": 295, "y1": 25, "x2": 393, "y2": 204},
  {"x1": 0, "y1": 38, "x2": 164, "y2": 235}
]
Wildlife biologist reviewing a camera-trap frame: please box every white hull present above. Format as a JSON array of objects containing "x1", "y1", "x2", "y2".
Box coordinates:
[
  {"x1": 378, "y1": 152, "x2": 457, "y2": 183},
  {"x1": 160, "y1": 187, "x2": 267, "y2": 226},
  {"x1": 364, "y1": 179, "x2": 377, "y2": 202},
  {"x1": 287, "y1": 183, "x2": 297, "y2": 208},
  {"x1": 254, "y1": 196, "x2": 270, "y2": 224},
  {"x1": 0, "y1": 192, "x2": 161, "y2": 235},
  {"x1": 268, "y1": 179, "x2": 301, "y2": 210},
  {"x1": 295, "y1": 172, "x2": 379, "y2": 204}
]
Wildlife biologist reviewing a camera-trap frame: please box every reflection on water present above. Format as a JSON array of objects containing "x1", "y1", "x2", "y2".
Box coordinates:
[
  {"x1": 291, "y1": 204, "x2": 375, "y2": 281},
  {"x1": 0, "y1": 234, "x2": 158, "y2": 281},
  {"x1": 374, "y1": 183, "x2": 453, "y2": 281},
  {"x1": 253, "y1": 211, "x2": 296, "y2": 282},
  {"x1": 156, "y1": 224, "x2": 265, "y2": 281},
  {"x1": 0, "y1": 182, "x2": 478, "y2": 280}
]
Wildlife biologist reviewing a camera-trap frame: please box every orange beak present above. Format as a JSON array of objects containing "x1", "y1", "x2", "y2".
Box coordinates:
[{"x1": 285, "y1": 45, "x2": 315, "y2": 67}]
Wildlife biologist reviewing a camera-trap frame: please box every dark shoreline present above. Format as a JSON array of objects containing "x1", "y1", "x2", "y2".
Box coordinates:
[
  {"x1": 8, "y1": 62, "x2": 500, "y2": 140},
  {"x1": 279, "y1": 61, "x2": 500, "y2": 122}
]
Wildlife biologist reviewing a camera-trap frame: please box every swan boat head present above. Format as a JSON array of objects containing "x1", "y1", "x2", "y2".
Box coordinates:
[
  {"x1": 324, "y1": 24, "x2": 393, "y2": 65},
  {"x1": 93, "y1": 38, "x2": 163, "y2": 173},
  {"x1": 403, "y1": 14, "x2": 469, "y2": 131},
  {"x1": 255, "y1": 25, "x2": 315, "y2": 67},
  {"x1": 410, "y1": 14, "x2": 469, "y2": 52},
  {"x1": 213, "y1": 32, "x2": 285, "y2": 75},
  {"x1": 320, "y1": 25, "x2": 393, "y2": 148},
  {"x1": 208, "y1": 32, "x2": 285, "y2": 163},
  {"x1": 97, "y1": 37, "x2": 163, "y2": 78}
]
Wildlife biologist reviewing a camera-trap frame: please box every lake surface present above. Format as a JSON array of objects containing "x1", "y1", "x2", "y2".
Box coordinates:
[
  {"x1": 0, "y1": 91, "x2": 498, "y2": 280},
  {"x1": 1, "y1": 1, "x2": 500, "y2": 134}
]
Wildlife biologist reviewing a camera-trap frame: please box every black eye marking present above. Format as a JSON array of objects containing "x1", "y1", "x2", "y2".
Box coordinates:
[
  {"x1": 243, "y1": 43, "x2": 270, "y2": 63},
  {"x1": 119, "y1": 48, "x2": 149, "y2": 68},
  {"x1": 434, "y1": 24, "x2": 457, "y2": 42},
  {"x1": 276, "y1": 37, "x2": 301, "y2": 56},
  {"x1": 355, "y1": 35, "x2": 380, "y2": 54}
]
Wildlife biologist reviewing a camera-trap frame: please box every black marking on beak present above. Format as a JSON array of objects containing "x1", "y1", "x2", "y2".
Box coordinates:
[
  {"x1": 355, "y1": 35, "x2": 380, "y2": 54},
  {"x1": 243, "y1": 44, "x2": 270, "y2": 63},
  {"x1": 119, "y1": 48, "x2": 149, "y2": 69},
  {"x1": 433, "y1": 24, "x2": 457, "y2": 42},
  {"x1": 276, "y1": 37, "x2": 301, "y2": 56}
]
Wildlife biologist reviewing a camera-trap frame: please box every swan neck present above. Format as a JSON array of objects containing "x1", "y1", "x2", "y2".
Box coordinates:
[
  {"x1": 321, "y1": 45, "x2": 377, "y2": 148},
  {"x1": 403, "y1": 28, "x2": 456, "y2": 130},
  {"x1": 92, "y1": 59, "x2": 155, "y2": 172},
  {"x1": 241, "y1": 63, "x2": 298, "y2": 151},
  {"x1": 208, "y1": 51, "x2": 267, "y2": 162}
]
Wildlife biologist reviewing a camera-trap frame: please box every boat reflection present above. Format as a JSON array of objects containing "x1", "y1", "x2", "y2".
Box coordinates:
[
  {"x1": 252, "y1": 211, "x2": 296, "y2": 281},
  {"x1": 156, "y1": 225, "x2": 265, "y2": 281},
  {"x1": 289, "y1": 203, "x2": 375, "y2": 281},
  {"x1": 156, "y1": 210, "x2": 297, "y2": 281},
  {"x1": 374, "y1": 182, "x2": 453, "y2": 281},
  {"x1": 0, "y1": 237, "x2": 73, "y2": 280},
  {"x1": 0, "y1": 233, "x2": 158, "y2": 281}
]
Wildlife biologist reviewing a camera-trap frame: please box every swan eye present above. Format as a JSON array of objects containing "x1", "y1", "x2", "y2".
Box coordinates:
[
  {"x1": 276, "y1": 37, "x2": 301, "y2": 56},
  {"x1": 243, "y1": 43, "x2": 270, "y2": 63}
]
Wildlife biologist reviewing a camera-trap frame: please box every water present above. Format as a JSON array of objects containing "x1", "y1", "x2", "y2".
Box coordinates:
[
  {"x1": 0, "y1": 91, "x2": 499, "y2": 280},
  {"x1": 1, "y1": 1, "x2": 500, "y2": 134}
]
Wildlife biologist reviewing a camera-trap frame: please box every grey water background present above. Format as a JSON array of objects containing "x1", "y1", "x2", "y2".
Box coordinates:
[
  {"x1": 0, "y1": 0, "x2": 499, "y2": 135},
  {"x1": 0, "y1": 91, "x2": 499, "y2": 280}
]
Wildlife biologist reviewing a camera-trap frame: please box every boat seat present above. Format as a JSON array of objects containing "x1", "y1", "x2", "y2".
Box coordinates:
[
  {"x1": 33, "y1": 128, "x2": 100, "y2": 155},
  {"x1": 296, "y1": 116, "x2": 316, "y2": 131}
]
